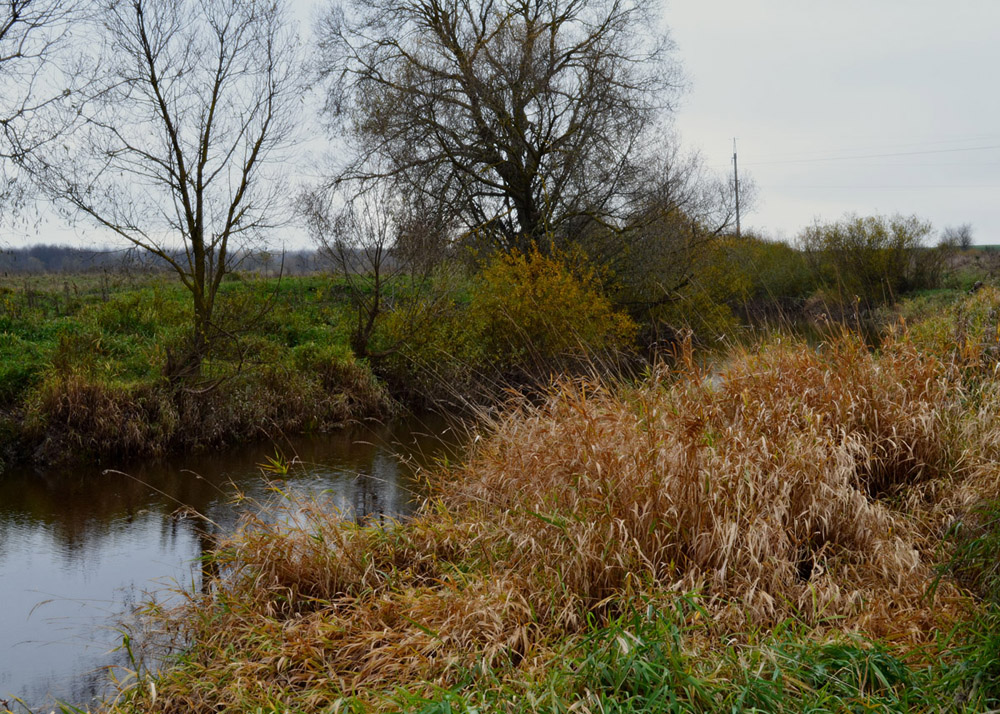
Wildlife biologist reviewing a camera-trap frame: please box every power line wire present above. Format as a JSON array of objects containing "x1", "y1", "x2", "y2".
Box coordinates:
[
  {"x1": 756, "y1": 133, "x2": 1000, "y2": 160},
  {"x1": 745, "y1": 144, "x2": 1000, "y2": 167},
  {"x1": 768, "y1": 183, "x2": 1000, "y2": 190}
]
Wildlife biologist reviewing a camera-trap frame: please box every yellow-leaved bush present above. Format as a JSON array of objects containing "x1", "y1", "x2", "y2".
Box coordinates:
[
  {"x1": 376, "y1": 245, "x2": 636, "y2": 396},
  {"x1": 470, "y1": 245, "x2": 636, "y2": 367}
]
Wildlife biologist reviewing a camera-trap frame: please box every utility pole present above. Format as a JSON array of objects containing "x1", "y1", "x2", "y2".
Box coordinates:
[{"x1": 732, "y1": 138, "x2": 741, "y2": 239}]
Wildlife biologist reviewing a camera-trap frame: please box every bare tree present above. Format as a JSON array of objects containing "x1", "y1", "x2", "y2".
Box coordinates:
[
  {"x1": 941, "y1": 223, "x2": 974, "y2": 251},
  {"x1": 1, "y1": 0, "x2": 80, "y2": 213},
  {"x1": 301, "y1": 183, "x2": 398, "y2": 358},
  {"x1": 319, "y1": 0, "x2": 681, "y2": 252},
  {"x1": 300, "y1": 179, "x2": 454, "y2": 358},
  {"x1": 28, "y1": 0, "x2": 298, "y2": 375},
  {"x1": 577, "y1": 137, "x2": 749, "y2": 316}
]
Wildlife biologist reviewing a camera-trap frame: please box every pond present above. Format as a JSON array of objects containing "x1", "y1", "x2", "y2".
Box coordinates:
[{"x1": 0, "y1": 415, "x2": 463, "y2": 713}]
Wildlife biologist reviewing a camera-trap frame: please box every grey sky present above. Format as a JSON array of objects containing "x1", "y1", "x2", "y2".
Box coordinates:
[
  {"x1": 667, "y1": 0, "x2": 1000, "y2": 243},
  {"x1": 6, "y1": 0, "x2": 998, "y2": 249}
]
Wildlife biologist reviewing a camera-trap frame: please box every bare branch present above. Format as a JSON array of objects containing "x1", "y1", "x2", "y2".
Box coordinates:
[
  {"x1": 318, "y1": 0, "x2": 682, "y2": 251},
  {"x1": 26, "y1": 0, "x2": 299, "y2": 372}
]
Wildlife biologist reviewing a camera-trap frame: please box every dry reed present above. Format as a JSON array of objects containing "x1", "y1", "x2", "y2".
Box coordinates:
[{"x1": 111, "y1": 320, "x2": 1000, "y2": 712}]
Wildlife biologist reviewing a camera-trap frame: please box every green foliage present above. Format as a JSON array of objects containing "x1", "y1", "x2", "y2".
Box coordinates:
[
  {"x1": 375, "y1": 248, "x2": 636, "y2": 398},
  {"x1": 610, "y1": 231, "x2": 814, "y2": 341},
  {"x1": 562, "y1": 610, "x2": 918, "y2": 712},
  {"x1": 398, "y1": 598, "x2": 1000, "y2": 713},
  {"x1": 800, "y1": 213, "x2": 940, "y2": 306},
  {"x1": 725, "y1": 235, "x2": 815, "y2": 306},
  {"x1": 292, "y1": 340, "x2": 355, "y2": 372},
  {"x1": 0, "y1": 335, "x2": 46, "y2": 403},
  {"x1": 0, "y1": 274, "x2": 391, "y2": 469},
  {"x1": 903, "y1": 285, "x2": 1000, "y2": 371},
  {"x1": 375, "y1": 269, "x2": 480, "y2": 395},
  {"x1": 943, "y1": 499, "x2": 1000, "y2": 604},
  {"x1": 645, "y1": 237, "x2": 750, "y2": 339}
]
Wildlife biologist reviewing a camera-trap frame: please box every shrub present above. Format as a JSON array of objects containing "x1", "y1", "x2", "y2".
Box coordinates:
[
  {"x1": 904, "y1": 285, "x2": 1000, "y2": 373},
  {"x1": 727, "y1": 235, "x2": 815, "y2": 306},
  {"x1": 292, "y1": 340, "x2": 391, "y2": 415},
  {"x1": 375, "y1": 248, "x2": 636, "y2": 400},
  {"x1": 469, "y1": 245, "x2": 636, "y2": 367},
  {"x1": 0, "y1": 335, "x2": 45, "y2": 404},
  {"x1": 641, "y1": 237, "x2": 750, "y2": 339},
  {"x1": 357, "y1": 265, "x2": 475, "y2": 400},
  {"x1": 800, "y1": 214, "x2": 939, "y2": 306},
  {"x1": 613, "y1": 234, "x2": 813, "y2": 342}
]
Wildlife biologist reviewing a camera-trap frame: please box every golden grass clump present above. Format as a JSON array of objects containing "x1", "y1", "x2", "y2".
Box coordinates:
[
  {"x1": 440, "y1": 333, "x2": 965, "y2": 633},
  {"x1": 117, "y1": 328, "x2": 999, "y2": 712}
]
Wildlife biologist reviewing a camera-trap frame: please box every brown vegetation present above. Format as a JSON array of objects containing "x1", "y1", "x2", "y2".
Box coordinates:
[
  {"x1": 110, "y1": 296, "x2": 1000, "y2": 711},
  {"x1": 21, "y1": 360, "x2": 391, "y2": 466}
]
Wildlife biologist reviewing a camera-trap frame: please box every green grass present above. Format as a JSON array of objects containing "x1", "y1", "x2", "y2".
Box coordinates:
[
  {"x1": 403, "y1": 599, "x2": 1000, "y2": 713},
  {"x1": 0, "y1": 273, "x2": 390, "y2": 469}
]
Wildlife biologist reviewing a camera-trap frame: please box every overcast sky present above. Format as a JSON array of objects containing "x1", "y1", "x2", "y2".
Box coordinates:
[
  {"x1": 7, "y1": 0, "x2": 999, "y2": 249},
  {"x1": 666, "y1": 0, "x2": 1000, "y2": 243}
]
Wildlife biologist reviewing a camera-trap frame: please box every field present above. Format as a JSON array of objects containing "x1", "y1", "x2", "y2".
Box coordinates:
[{"x1": 83, "y1": 286, "x2": 1000, "y2": 713}]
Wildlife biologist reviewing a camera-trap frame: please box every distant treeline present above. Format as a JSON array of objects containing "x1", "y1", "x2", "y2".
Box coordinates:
[{"x1": 0, "y1": 244, "x2": 327, "y2": 275}]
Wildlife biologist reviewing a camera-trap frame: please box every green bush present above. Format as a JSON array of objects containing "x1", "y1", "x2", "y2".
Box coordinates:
[
  {"x1": 374, "y1": 248, "x2": 636, "y2": 399},
  {"x1": 904, "y1": 285, "x2": 1000, "y2": 370},
  {"x1": 635, "y1": 237, "x2": 752, "y2": 339},
  {"x1": 373, "y1": 270, "x2": 481, "y2": 399},
  {"x1": 728, "y1": 235, "x2": 815, "y2": 305},
  {"x1": 800, "y1": 214, "x2": 939, "y2": 306}
]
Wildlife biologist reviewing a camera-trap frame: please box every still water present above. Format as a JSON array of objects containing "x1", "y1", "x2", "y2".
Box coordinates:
[{"x1": 0, "y1": 416, "x2": 461, "y2": 712}]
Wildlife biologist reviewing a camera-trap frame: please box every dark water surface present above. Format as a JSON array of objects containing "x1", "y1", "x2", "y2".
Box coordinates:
[{"x1": 0, "y1": 416, "x2": 462, "y2": 712}]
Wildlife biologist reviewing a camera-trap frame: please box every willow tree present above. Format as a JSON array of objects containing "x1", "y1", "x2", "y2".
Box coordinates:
[
  {"x1": 319, "y1": 0, "x2": 681, "y2": 252},
  {"x1": 30, "y1": 0, "x2": 297, "y2": 376}
]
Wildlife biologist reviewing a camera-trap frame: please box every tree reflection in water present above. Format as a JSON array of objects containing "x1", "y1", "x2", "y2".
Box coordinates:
[{"x1": 0, "y1": 415, "x2": 464, "y2": 712}]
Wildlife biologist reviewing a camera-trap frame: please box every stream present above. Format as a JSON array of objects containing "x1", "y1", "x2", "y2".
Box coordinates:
[{"x1": 0, "y1": 415, "x2": 462, "y2": 712}]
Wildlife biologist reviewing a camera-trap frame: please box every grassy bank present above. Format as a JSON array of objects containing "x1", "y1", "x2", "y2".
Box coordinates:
[
  {"x1": 90, "y1": 287, "x2": 1000, "y2": 713},
  {"x1": 0, "y1": 251, "x2": 644, "y2": 469},
  {"x1": 0, "y1": 274, "x2": 391, "y2": 470},
  {"x1": 4, "y1": 234, "x2": 993, "y2": 473}
]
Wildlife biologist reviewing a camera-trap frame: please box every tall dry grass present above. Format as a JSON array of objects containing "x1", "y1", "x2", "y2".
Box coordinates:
[
  {"x1": 109, "y1": 316, "x2": 1000, "y2": 712},
  {"x1": 442, "y1": 335, "x2": 961, "y2": 632}
]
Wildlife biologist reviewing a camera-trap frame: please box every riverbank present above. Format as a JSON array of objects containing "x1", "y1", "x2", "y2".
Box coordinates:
[
  {"x1": 95, "y1": 287, "x2": 1000, "y2": 713},
  {"x1": 0, "y1": 274, "x2": 393, "y2": 471},
  {"x1": 0, "y1": 415, "x2": 462, "y2": 712},
  {"x1": 0, "y1": 252, "x2": 638, "y2": 472}
]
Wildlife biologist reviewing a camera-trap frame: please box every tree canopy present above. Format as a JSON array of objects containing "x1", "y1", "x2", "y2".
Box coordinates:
[
  {"x1": 1, "y1": 0, "x2": 79, "y2": 214},
  {"x1": 319, "y1": 0, "x2": 682, "y2": 251}
]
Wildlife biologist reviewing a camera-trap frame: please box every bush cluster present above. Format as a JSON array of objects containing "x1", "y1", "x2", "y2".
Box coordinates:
[
  {"x1": 470, "y1": 246, "x2": 635, "y2": 363},
  {"x1": 376, "y1": 246, "x2": 636, "y2": 400},
  {"x1": 800, "y1": 214, "x2": 947, "y2": 306}
]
